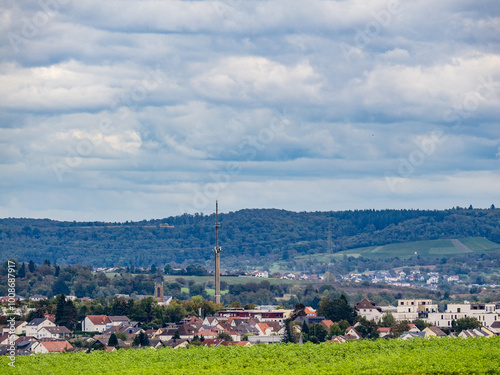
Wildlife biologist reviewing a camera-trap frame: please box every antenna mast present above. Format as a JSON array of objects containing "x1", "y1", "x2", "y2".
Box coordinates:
[{"x1": 213, "y1": 201, "x2": 221, "y2": 304}]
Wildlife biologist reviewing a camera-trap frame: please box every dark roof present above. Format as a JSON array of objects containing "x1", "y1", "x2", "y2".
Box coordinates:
[
  {"x1": 41, "y1": 326, "x2": 71, "y2": 334},
  {"x1": 490, "y1": 321, "x2": 500, "y2": 329},
  {"x1": 27, "y1": 318, "x2": 49, "y2": 326},
  {"x1": 108, "y1": 316, "x2": 130, "y2": 322},
  {"x1": 426, "y1": 326, "x2": 447, "y2": 336},
  {"x1": 163, "y1": 338, "x2": 189, "y2": 348},
  {"x1": 355, "y1": 298, "x2": 381, "y2": 311}
]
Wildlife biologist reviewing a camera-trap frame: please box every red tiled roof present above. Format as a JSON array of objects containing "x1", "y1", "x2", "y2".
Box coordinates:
[
  {"x1": 41, "y1": 341, "x2": 73, "y2": 352},
  {"x1": 86, "y1": 315, "x2": 111, "y2": 325}
]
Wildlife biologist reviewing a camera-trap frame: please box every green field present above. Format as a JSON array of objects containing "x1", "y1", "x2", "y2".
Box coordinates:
[
  {"x1": 162, "y1": 275, "x2": 312, "y2": 286},
  {"x1": 3, "y1": 337, "x2": 499, "y2": 374},
  {"x1": 323, "y1": 237, "x2": 500, "y2": 260}
]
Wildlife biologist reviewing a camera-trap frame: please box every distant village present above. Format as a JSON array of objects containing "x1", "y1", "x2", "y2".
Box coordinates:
[{"x1": 93, "y1": 265, "x2": 463, "y2": 289}]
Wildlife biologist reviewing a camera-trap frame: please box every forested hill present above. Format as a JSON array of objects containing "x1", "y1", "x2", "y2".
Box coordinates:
[{"x1": 1, "y1": 208, "x2": 499, "y2": 268}]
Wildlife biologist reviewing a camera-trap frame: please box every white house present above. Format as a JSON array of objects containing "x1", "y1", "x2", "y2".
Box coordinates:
[
  {"x1": 81, "y1": 315, "x2": 111, "y2": 332},
  {"x1": 2, "y1": 320, "x2": 27, "y2": 335},
  {"x1": 355, "y1": 298, "x2": 383, "y2": 322},
  {"x1": 25, "y1": 318, "x2": 56, "y2": 337},
  {"x1": 36, "y1": 326, "x2": 72, "y2": 340},
  {"x1": 32, "y1": 341, "x2": 73, "y2": 354}
]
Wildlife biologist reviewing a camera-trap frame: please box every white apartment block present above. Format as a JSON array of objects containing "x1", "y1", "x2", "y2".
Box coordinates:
[
  {"x1": 426, "y1": 302, "x2": 500, "y2": 328},
  {"x1": 394, "y1": 299, "x2": 438, "y2": 321}
]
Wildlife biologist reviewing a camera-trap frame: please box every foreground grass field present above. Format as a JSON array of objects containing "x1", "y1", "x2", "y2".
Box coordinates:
[{"x1": 3, "y1": 337, "x2": 499, "y2": 375}]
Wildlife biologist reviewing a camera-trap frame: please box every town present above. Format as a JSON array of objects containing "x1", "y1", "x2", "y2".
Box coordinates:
[{"x1": 2, "y1": 290, "x2": 499, "y2": 355}]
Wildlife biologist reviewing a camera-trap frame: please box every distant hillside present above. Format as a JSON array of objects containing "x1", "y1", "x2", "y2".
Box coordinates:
[{"x1": 1, "y1": 208, "x2": 499, "y2": 268}]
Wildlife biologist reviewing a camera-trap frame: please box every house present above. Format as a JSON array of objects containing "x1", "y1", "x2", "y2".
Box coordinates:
[
  {"x1": 458, "y1": 329, "x2": 487, "y2": 338},
  {"x1": 423, "y1": 326, "x2": 447, "y2": 337},
  {"x1": 355, "y1": 298, "x2": 383, "y2": 322},
  {"x1": 247, "y1": 270, "x2": 269, "y2": 278},
  {"x1": 15, "y1": 339, "x2": 39, "y2": 353},
  {"x1": 345, "y1": 326, "x2": 362, "y2": 340},
  {"x1": 29, "y1": 295, "x2": 48, "y2": 301},
  {"x1": 26, "y1": 318, "x2": 56, "y2": 337},
  {"x1": 202, "y1": 339, "x2": 225, "y2": 347},
  {"x1": 320, "y1": 320, "x2": 335, "y2": 332},
  {"x1": 400, "y1": 332, "x2": 426, "y2": 340},
  {"x1": 394, "y1": 299, "x2": 438, "y2": 321},
  {"x1": 32, "y1": 340, "x2": 74, "y2": 354},
  {"x1": 407, "y1": 324, "x2": 421, "y2": 333},
  {"x1": 329, "y1": 335, "x2": 347, "y2": 343},
  {"x1": 36, "y1": 326, "x2": 72, "y2": 340},
  {"x1": 377, "y1": 327, "x2": 391, "y2": 338},
  {"x1": 163, "y1": 338, "x2": 190, "y2": 349},
  {"x1": 304, "y1": 307, "x2": 317, "y2": 317},
  {"x1": 256, "y1": 323, "x2": 272, "y2": 336},
  {"x1": 108, "y1": 316, "x2": 131, "y2": 327},
  {"x1": 82, "y1": 315, "x2": 111, "y2": 332},
  {"x1": 0, "y1": 332, "x2": 19, "y2": 345},
  {"x1": 2, "y1": 320, "x2": 27, "y2": 335}
]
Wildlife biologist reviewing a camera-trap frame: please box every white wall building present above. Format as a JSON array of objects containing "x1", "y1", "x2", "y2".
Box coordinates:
[{"x1": 426, "y1": 302, "x2": 500, "y2": 328}]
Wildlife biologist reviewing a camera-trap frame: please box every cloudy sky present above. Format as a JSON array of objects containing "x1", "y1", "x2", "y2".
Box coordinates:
[{"x1": 0, "y1": 0, "x2": 499, "y2": 222}]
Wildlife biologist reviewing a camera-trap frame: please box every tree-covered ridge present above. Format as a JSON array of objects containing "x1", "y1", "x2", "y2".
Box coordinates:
[{"x1": 1, "y1": 208, "x2": 499, "y2": 267}]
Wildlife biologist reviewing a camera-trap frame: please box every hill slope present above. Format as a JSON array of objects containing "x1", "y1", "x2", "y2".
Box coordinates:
[{"x1": 1, "y1": 208, "x2": 499, "y2": 267}]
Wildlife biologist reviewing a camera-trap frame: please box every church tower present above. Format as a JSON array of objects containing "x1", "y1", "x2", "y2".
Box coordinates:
[{"x1": 154, "y1": 272, "x2": 165, "y2": 305}]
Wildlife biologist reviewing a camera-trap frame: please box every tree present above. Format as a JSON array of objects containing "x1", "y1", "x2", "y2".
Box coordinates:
[
  {"x1": 412, "y1": 319, "x2": 428, "y2": 331},
  {"x1": 54, "y1": 265, "x2": 60, "y2": 277},
  {"x1": 133, "y1": 331, "x2": 149, "y2": 346},
  {"x1": 55, "y1": 295, "x2": 78, "y2": 330},
  {"x1": 173, "y1": 330, "x2": 181, "y2": 340},
  {"x1": 28, "y1": 260, "x2": 36, "y2": 273},
  {"x1": 52, "y1": 278, "x2": 70, "y2": 296},
  {"x1": 380, "y1": 312, "x2": 396, "y2": 327},
  {"x1": 43, "y1": 259, "x2": 51, "y2": 266},
  {"x1": 18, "y1": 262, "x2": 26, "y2": 278},
  {"x1": 317, "y1": 295, "x2": 357, "y2": 324},
  {"x1": 453, "y1": 317, "x2": 482, "y2": 333},
  {"x1": 216, "y1": 332, "x2": 233, "y2": 341},
  {"x1": 391, "y1": 320, "x2": 410, "y2": 338},
  {"x1": 328, "y1": 322, "x2": 344, "y2": 338},
  {"x1": 108, "y1": 333, "x2": 118, "y2": 347},
  {"x1": 356, "y1": 317, "x2": 379, "y2": 340},
  {"x1": 308, "y1": 323, "x2": 328, "y2": 342},
  {"x1": 164, "y1": 264, "x2": 173, "y2": 275},
  {"x1": 150, "y1": 264, "x2": 157, "y2": 274}
]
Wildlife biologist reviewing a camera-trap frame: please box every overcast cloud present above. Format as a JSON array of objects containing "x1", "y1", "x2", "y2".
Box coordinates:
[{"x1": 0, "y1": 0, "x2": 499, "y2": 221}]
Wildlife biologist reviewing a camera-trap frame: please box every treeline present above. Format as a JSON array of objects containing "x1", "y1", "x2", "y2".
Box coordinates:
[
  {"x1": 1, "y1": 207, "x2": 499, "y2": 268},
  {"x1": 6, "y1": 294, "x2": 222, "y2": 331}
]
